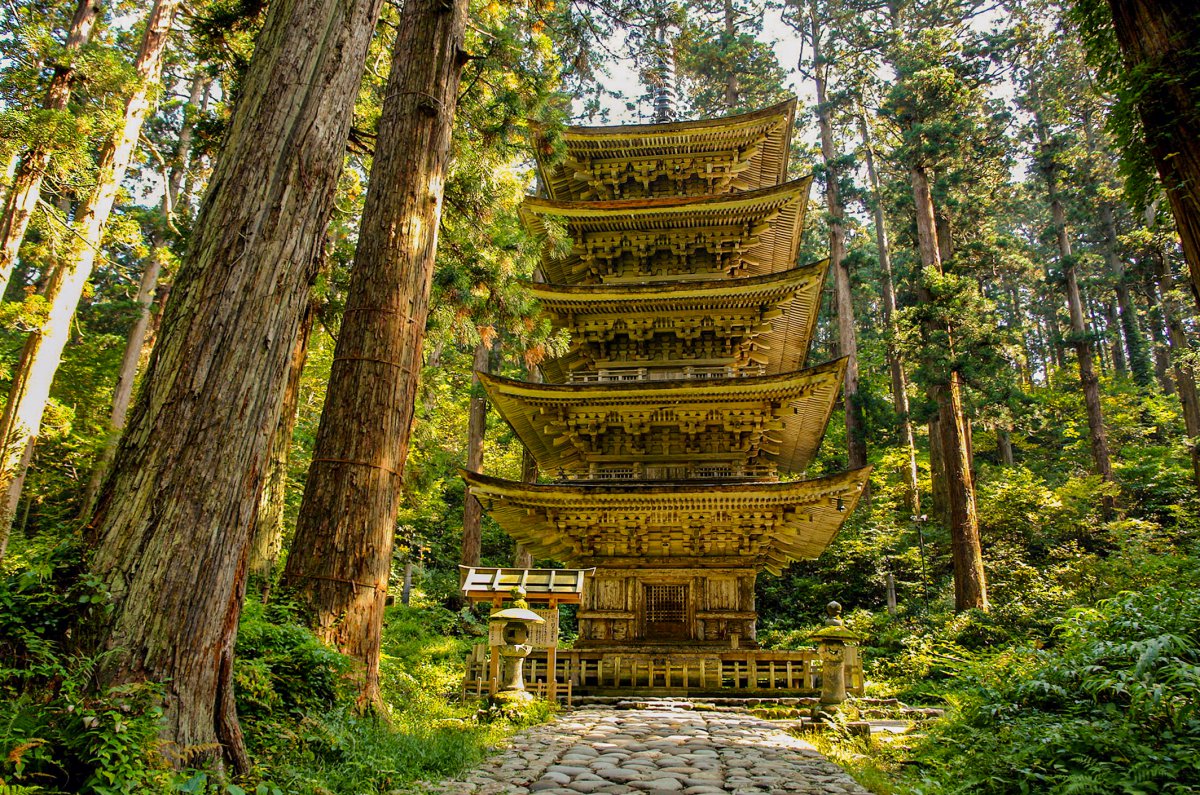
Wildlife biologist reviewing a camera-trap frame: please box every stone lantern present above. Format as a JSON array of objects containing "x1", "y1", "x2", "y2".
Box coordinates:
[
  {"x1": 489, "y1": 588, "x2": 545, "y2": 704},
  {"x1": 809, "y1": 601, "x2": 860, "y2": 707}
]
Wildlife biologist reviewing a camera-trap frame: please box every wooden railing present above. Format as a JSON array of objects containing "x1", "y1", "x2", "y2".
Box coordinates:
[
  {"x1": 568, "y1": 462, "x2": 778, "y2": 481},
  {"x1": 567, "y1": 365, "x2": 767, "y2": 384},
  {"x1": 463, "y1": 646, "x2": 864, "y2": 700}
]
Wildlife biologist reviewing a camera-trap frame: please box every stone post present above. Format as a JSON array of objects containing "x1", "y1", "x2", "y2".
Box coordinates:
[
  {"x1": 809, "y1": 601, "x2": 860, "y2": 708},
  {"x1": 489, "y1": 587, "x2": 545, "y2": 705}
]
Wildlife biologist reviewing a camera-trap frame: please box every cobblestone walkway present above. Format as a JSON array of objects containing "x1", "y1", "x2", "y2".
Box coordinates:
[{"x1": 421, "y1": 704, "x2": 870, "y2": 794}]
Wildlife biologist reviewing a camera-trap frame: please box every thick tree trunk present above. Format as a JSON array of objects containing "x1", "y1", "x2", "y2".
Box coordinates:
[
  {"x1": 0, "y1": 0, "x2": 102, "y2": 298},
  {"x1": 83, "y1": 0, "x2": 387, "y2": 770},
  {"x1": 460, "y1": 339, "x2": 491, "y2": 568},
  {"x1": 811, "y1": 15, "x2": 865, "y2": 471},
  {"x1": 1106, "y1": 0, "x2": 1200, "y2": 304},
  {"x1": 910, "y1": 164, "x2": 987, "y2": 612},
  {"x1": 248, "y1": 298, "x2": 316, "y2": 594},
  {"x1": 0, "y1": 0, "x2": 179, "y2": 549},
  {"x1": 282, "y1": 0, "x2": 469, "y2": 710},
  {"x1": 860, "y1": 114, "x2": 918, "y2": 514}
]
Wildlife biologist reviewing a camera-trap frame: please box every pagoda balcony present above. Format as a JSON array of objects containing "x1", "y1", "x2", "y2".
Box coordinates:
[
  {"x1": 566, "y1": 364, "x2": 767, "y2": 384},
  {"x1": 566, "y1": 461, "x2": 779, "y2": 482}
]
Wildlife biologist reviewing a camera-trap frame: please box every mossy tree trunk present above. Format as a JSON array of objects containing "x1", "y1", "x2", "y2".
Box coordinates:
[
  {"x1": 283, "y1": 0, "x2": 470, "y2": 710},
  {"x1": 911, "y1": 164, "x2": 988, "y2": 612},
  {"x1": 83, "y1": 0, "x2": 387, "y2": 769},
  {"x1": 1106, "y1": 0, "x2": 1200, "y2": 304}
]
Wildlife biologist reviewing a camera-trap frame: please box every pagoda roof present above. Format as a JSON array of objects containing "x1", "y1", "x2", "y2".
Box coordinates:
[
  {"x1": 462, "y1": 467, "x2": 871, "y2": 575},
  {"x1": 538, "y1": 99, "x2": 797, "y2": 201},
  {"x1": 480, "y1": 359, "x2": 845, "y2": 477},
  {"x1": 531, "y1": 261, "x2": 828, "y2": 380},
  {"x1": 523, "y1": 177, "x2": 811, "y2": 285}
]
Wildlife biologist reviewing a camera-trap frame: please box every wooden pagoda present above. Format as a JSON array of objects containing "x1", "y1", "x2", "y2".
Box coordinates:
[{"x1": 463, "y1": 99, "x2": 869, "y2": 693}]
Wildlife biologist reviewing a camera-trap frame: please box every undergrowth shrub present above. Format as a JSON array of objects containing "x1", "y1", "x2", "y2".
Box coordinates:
[
  {"x1": 0, "y1": 542, "x2": 196, "y2": 794},
  {"x1": 908, "y1": 582, "x2": 1200, "y2": 794}
]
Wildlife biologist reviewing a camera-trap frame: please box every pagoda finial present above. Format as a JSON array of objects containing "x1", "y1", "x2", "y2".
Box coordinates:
[{"x1": 650, "y1": 21, "x2": 677, "y2": 124}]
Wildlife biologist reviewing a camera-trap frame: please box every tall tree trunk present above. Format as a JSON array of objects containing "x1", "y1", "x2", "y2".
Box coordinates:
[
  {"x1": 860, "y1": 114, "x2": 918, "y2": 515},
  {"x1": 460, "y1": 339, "x2": 492, "y2": 568},
  {"x1": 1034, "y1": 109, "x2": 1116, "y2": 501},
  {"x1": 1101, "y1": 202, "x2": 1153, "y2": 385},
  {"x1": 1143, "y1": 276, "x2": 1176, "y2": 395},
  {"x1": 1104, "y1": 297, "x2": 1127, "y2": 375},
  {"x1": 1154, "y1": 245, "x2": 1200, "y2": 489},
  {"x1": 79, "y1": 74, "x2": 209, "y2": 518},
  {"x1": 1105, "y1": 0, "x2": 1200, "y2": 304},
  {"x1": 911, "y1": 164, "x2": 987, "y2": 612},
  {"x1": 82, "y1": 0, "x2": 388, "y2": 770},
  {"x1": 810, "y1": 12, "x2": 865, "y2": 471},
  {"x1": 0, "y1": 0, "x2": 103, "y2": 298},
  {"x1": 248, "y1": 297, "x2": 317, "y2": 595},
  {"x1": 282, "y1": 0, "x2": 469, "y2": 710},
  {"x1": 0, "y1": 0, "x2": 180, "y2": 550}
]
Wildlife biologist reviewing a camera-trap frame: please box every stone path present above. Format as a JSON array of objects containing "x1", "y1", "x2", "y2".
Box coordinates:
[{"x1": 420, "y1": 704, "x2": 870, "y2": 794}]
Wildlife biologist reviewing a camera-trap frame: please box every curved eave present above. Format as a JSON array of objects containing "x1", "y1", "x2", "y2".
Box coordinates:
[
  {"x1": 528, "y1": 260, "x2": 826, "y2": 312},
  {"x1": 531, "y1": 261, "x2": 828, "y2": 378},
  {"x1": 463, "y1": 465, "x2": 871, "y2": 574},
  {"x1": 537, "y1": 99, "x2": 797, "y2": 201},
  {"x1": 525, "y1": 178, "x2": 811, "y2": 285},
  {"x1": 522, "y1": 176, "x2": 810, "y2": 224},
  {"x1": 480, "y1": 358, "x2": 847, "y2": 475}
]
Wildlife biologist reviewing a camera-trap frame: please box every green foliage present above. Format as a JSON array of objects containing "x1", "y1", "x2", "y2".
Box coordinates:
[
  {"x1": 0, "y1": 544, "x2": 195, "y2": 794},
  {"x1": 238, "y1": 602, "x2": 546, "y2": 794},
  {"x1": 907, "y1": 583, "x2": 1200, "y2": 794}
]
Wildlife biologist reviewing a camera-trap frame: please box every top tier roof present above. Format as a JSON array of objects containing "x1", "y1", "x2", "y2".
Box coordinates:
[{"x1": 537, "y1": 99, "x2": 797, "y2": 201}]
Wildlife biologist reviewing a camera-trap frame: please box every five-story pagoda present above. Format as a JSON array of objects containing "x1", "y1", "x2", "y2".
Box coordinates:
[{"x1": 464, "y1": 99, "x2": 869, "y2": 660}]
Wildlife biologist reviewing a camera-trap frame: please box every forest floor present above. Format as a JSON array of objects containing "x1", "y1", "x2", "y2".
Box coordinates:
[{"x1": 416, "y1": 702, "x2": 868, "y2": 795}]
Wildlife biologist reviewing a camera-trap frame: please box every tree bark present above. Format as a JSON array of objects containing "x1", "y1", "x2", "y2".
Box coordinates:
[
  {"x1": 1106, "y1": 0, "x2": 1200, "y2": 304},
  {"x1": 911, "y1": 164, "x2": 987, "y2": 612},
  {"x1": 860, "y1": 114, "x2": 918, "y2": 515},
  {"x1": 1034, "y1": 109, "x2": 1116, "y2": 501},
  {"x1": 1154, "y1": 247, "x2": 1200, "y2": 489},
  {"x1": 82, "y1": 0, "x2": 387, "y2": 770},
  {"x1": 0, "y1": 0, "x2": 103, "y2": 299},
  {"x1": 810, "y1": 11, "x2": 865, "y2": 471},
  {"x1": 1141, "y1": 272, "x2": 1175, "y2": 395},
  {"x1": 460, "y1": 339, "x2": 491, "y2": 568},
  {"x1": 248, "y1": 296, "x2": 317, "y2": 595},
  {"x1": 0, "y1": 0, "x2": 180, "y2": 549},
  {"x1": 282, "y1": 0, "x2": 469, "y2": 710},
  {"x1": 1100, "y1": 202, "x2": 1152, "y2": 386}
]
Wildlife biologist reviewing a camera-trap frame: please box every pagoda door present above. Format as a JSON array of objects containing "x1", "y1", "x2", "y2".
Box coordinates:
[{"x1": 643, "y1": 583, "x2": 690, "y2": 641}]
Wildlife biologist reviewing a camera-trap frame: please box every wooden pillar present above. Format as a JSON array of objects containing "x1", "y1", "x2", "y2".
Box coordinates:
[{"x1": 547, "y1": 596, "x2": 558, "y2": 702}]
